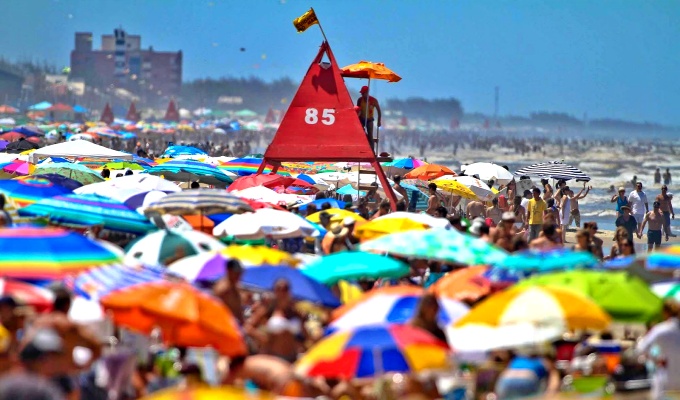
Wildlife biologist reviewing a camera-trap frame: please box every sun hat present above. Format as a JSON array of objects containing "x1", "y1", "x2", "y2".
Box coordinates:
[{"x1": 502, "y1": 211, "x2": 516, "y2": 221}]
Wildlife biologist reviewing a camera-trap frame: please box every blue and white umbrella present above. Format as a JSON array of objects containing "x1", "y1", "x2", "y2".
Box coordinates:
[
  {"x1": 69, "y1": 263, "x2": 165, "y2": 300},
  {"x1": 146, "y1": 160, "x2": 235, "y2": 187},
  {"x1": 514, "y1": 161, "x2": 590, "y2": 182},
  {"x1": 161, "y1": 145, "x2": 207, "y2": 158}
]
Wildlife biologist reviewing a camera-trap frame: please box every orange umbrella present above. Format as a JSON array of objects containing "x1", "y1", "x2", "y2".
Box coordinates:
[
  {"x1": 340, "y1": 61, "x2": 402, "y2": 83},
  {"x1": 182, "y1": 214, "x2": 214, "y2": 234},
  {"x1": 101, "y1": 281, "x2": 246, "y2": 356},
  {"x1": 404, "y1": 164, "x2": 457, "y2": 181},
  {"x1": 428, "y1": 266, "x2": 491, "y2": 303}
]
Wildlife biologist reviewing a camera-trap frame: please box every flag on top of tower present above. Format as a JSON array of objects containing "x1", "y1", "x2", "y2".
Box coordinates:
[{"x1": 293, "y1": 8, "x2": 319, "y2": 33}]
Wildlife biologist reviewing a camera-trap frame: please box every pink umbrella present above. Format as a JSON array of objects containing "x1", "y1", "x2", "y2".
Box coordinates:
[
  {"x1": 0, "y1": 279, "x2": 54, "y2": 312},
  {"x1": 2, "y1": 160, "x2": 33, "y2": 176}
]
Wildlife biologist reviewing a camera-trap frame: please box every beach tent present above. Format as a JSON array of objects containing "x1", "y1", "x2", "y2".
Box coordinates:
[
  {"x1": 29, "y1": 140, "x2": 133, "y2": 163},
  {"x1": 28, "y1": 101, "x2": 52, "y2": 111}
]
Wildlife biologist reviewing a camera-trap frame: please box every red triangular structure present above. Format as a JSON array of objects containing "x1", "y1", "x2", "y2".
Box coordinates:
[
  {"x1": 258, "y1": 41, "x2": 398, "y2": 209},
  {"x1": 164, "y1": 100, "x2": 179, "y2": 122},
  {"x1": 399, "y1": 116, "x2": 409, "y2": 127},
  {"x1": 264, "y1": 108, "x2": 276, "y2": 124},
  {"x1": 100, "y1": 103, "x2": 114, "y2": 125},
  {"x1": 126, "y1": 102, "x2": 139, "y2": 122}
]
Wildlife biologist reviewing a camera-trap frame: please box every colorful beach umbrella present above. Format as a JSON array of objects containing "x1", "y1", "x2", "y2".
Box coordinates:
[
  {"x1": 301, "y1": 252, "x2": 410, "y2": 285},
  {"x1": 329, "y1": 286, "x2": 469, "y2": 333},
  {"x1": 34, "y1": 162, "x2": 104, "y2": 185},
  {"x1": 354, "y1": 218, "x2": 428, "y2": 242},
  {"x1": 0, "y1": 227, "x2": 122, "y2": 279},
  {"x1": 103, "y1": 161, "x2": 148, "y2": 171},
  {"x1": 18, "y1": 193, "x2": 156, "y2": 234},
  {"x1": 359, "y1": 229, "x2": 509, "y2": 266},
  {"x1": 69, "y1": 263, "x2": 165, "y2": 300},
  {"x1": 496, "y1": 248, "x2": 600, "y2": 273},
  {"x1": 2, "y1": 160, "x2": 34, "y2": 176},
  {"x1": 404, "y1": 164, "x2": 456, "y2": 181},
  {"x1": 28, "y1": 173, "x2": 83, "y2": 190},
  {"x1": 295, "y1": 199, "x2": 345, "y2": 212},
  {"x1": 0, "y1": 176, "x2": 73, "y2": 208},
  {"x1": 432, "y1": 176, "x2": 495, "y2": 201},
  {"x1": 374, "y1": 211, "x2": 452, "y2": 230},
  {"x1": 146, "y1": 160, "x2": 235, "y2": 187},
  {"x1": 0, "y1": 278, "x2": 54, "y2": 312},
  {"x1": 161, "y1": 145, "x2": 208, "y2": 158},
  {"x1": 222, "y1": 245, "x2": 300, "y2": 266},
  {"x1": 218, "y1": 157, "x2": 291, "y2": 177},
  {"x1": 143, "y1": 189, "x2": 253, "y2": 216},
  {"x1": 241, "y1": 266, "x2": 341, "y2": 307},
  {"x1": 125, "y1": 229, "x2": 225, "y2": 266},
  {"x1": 213, "y1": 208, "x2": 320, "y2": 239},
  {"x1": 514, "y1": 161, "x2": 591, "y2": 182},
  {"x1": 387, "y1": 157, "x2": 427, "y2": 170},
  {"x1": 519, "y1": 270, "x2": 662, "y2": 323},
  {"x1": 429, "y1": 266, "x2": 494, "y2": 303},
  {"x1": 306, "y1": 209, "x2": 366, "y2": 224},
  {"x1": 646, "y1": 246, "x2": 680, "y2": 269},
  {"x1": 226, "y1": 174, "x2": 291, "y2": 192},
  {"x1": 140, "y1": 387, "x2": 274, "y2": 400},
  {"x1": 101, "y1": 281, "x2": 246, "y2": 356},
  {"x1": 295, "y1": 324, "x2": 451, "y2": 379}
]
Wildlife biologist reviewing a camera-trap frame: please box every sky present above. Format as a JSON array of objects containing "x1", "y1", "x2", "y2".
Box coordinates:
[{"x1": 3, "y1": 0, "x2": 680, "y2": 125}]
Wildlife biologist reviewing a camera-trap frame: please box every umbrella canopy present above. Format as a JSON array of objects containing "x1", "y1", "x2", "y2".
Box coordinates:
[
  {"x1": 306, "y1": 209, "x2": 366, "y2": 224},
  {"x1": 404, "y1": 164, "x2": 456, "y2": 181},
  {"x1": 496, "y1": 248, "x2": 600, "y2": 273},
  {"x1": 2, "y1": 161, "x2": 34, "y2": 176},
  {"x1": 652, "y1": 281, "x2": 680, "y2": 301},
  {"x1": 301, "y1": 251, "x2": 410, "y2": 285},
  {"x1": 75, "y1": 174, "x2": 180, "y2": 195},
  {"x1": 218, "y1": 158, "x2": 290, "y2": 177},
  {"x1": 296, "y1": 198, "x2": 346, "y2": 212},
  {"x1": 432, "y1": 176, "x2": 495, "y2": 201},
  {"x1": 103, "y1": 161, "x2": 148, "y2": 171},
  {"x1": 140, "y1": 387, "x2": 274, "y2": 400},
  {"x1": 514, "y1": 161, "x2": 590, "y2": 182},
  {"x1": 461, "y1": 162, "x2": 514, "y2": 185},
  {"x1": 101, "y1": 281, "x2": 246, "y2": 356},
  {"x1": 147, "y1": 160, "x2": 235, "y2": 187},
  {"x1": 144, "y1": 189, "x2": 253, "y2": 216},
  {"x1": 19, "y1": 193, "x2": 155, "y2": 234},
  {"x1": 69, "y1": 263, "x2": 165, "y2": 300},
  {"x1": 0, "y1": 279, "x2": 54, "y2": 312},
  {"x1": 373, "y1": 211, "x2": 452, "y2": 230},
  {"x1": 429, "y1": 266, "x2": 494, "y2": 303},
  {"x1": 0, "y1": 176, "x2": 73, "y2": 208},
  {"x1": 213, "y1": 208, "x2": 320, "y2": 239},
  {"x1": 241, "y1": 266, "x2": 340, "y2": 307},
  {"x1": 28, "y1": 173, "x2": 83, "y2": 190},
  {"x1": 329, "y1": 285, "x2": 469, "y2": 332},
  {"x1": 387, "y1": 157, "x2": 427, "y2": 170},
  {"x1": 34, "y1": 162, "x2": 104, "y2": 185},
  {"x1": 161, "y1": 145, "x2": 207, "y2": 158},
  {"x1": 340, "y1": 61, "x2": 402, "y2": 82},
  {"x1": 354, "y1": 217, "x2": 428, "y2": 242},
  {"x1": 0, "y1": 227, "x2": 122, "y2": 279},
  {"x1": 646, "y1": 246, "x2": 680, "y2": 269},
  {"x1": 0, "y1": 105, "x2": 19, "y2": 114},
  {"x1": 227, "y1": 174, "x2": 291, "y2": 192},
  {"x1": 223, "y1": 245, "x2": 300, "y2": 266},
  {"x1": 519, "y1": 270, "x2": 662, "y2": 323},
  {"x1": 359, "y1": 229, "x2": 509, "y2": 266},
  {"x1": 125, "y1": 229, "x2": 225, "y2": 266},
  {"x1": 295, "y1": 324, "x2": 450, "y2": 379}
]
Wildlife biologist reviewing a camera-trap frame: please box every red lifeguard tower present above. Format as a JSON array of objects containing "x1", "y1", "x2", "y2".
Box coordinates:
[{"x1": 256, "y1": 41, "x2": 398, "y2": 209}]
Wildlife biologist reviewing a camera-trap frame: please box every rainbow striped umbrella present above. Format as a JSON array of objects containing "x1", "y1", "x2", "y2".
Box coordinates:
[
  {"x1": 218, "y1": 157, "x2": 291, "y2": 177},
  {"x1": 0, "y1": 176, "x2": 73, "y2": 208},
  {"x1": 0, "y1": 227, "x2": 123, "y2": 279},
  {"x1": 19, "y1": 193, "x2": 156, "y2": 234},
  {"x1": 295, "y1": 324, "x2": 452, "y2": 379}
]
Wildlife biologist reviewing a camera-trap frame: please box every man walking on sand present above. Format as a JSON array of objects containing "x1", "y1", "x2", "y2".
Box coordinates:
[
  {"x1": 629, "y1": 182, "x2": 649, "y2": 233},
  {"x1": 638, "y1": 201, "x2": 664, "y2": 252},
  {"x1": 656, "y1": 185, "x2": 676, "y2": 241},
  {"x1": 526, "y1": 188, "x2": 547, "y2": 242}
]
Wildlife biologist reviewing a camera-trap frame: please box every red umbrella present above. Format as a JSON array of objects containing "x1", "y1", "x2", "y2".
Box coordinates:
[
  {"x1": 227, "y1": 174, "x2": 292, "y2": 192},
  {"x1": 0, "y1": 132, "x2": 26, "y2": 141},
  {"x1": 0, "y1": 279, "x2": 54, "y2": 312},
  {"x1": 242, "y1": 198, "x2": 287, "y2": 211}
]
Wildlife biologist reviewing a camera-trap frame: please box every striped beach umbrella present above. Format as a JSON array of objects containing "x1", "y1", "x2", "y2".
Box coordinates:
[
  {"x1": 144, "y1": 189, "x2": 253, "y2": 216},
  {"x1": 69, "y1": 263, "x2": 165, "y2": 300},
  {"x1": 146, "y1": 160, "x2": 235, "y2": 186},
  {"x1": 0, "y1": 176, "x2": 73, "y2": 208},
  {"x1": 514, "y1": 161, "x2": 590, "y2": 181},
  {"x1": 0, "y1": 279, "x2": 54, "y2": 312},
  {"x1": 295, "y1": 324, "x2": 452, "y2": 379},
  {"x1": 0, "y1": 227, "x2": 122, "y2": 279},
  {"x1": 218, "y1": 157, "x2": 291, "y2": 177},
  {"x1": 18, "y1": 193, "x2": 156, "y2": 234},
  {"x1": 161, "y1": 145, "x2": 207, "y2": 158},
  {"x1": 124, "y1": 229, "x2": 225, "y2": 266}
]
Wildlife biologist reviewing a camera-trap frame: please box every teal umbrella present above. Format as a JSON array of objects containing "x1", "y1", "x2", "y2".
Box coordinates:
[
  {"x1": 359, "y1": 229, "x2": 509, "y2": 266},
  {"x1": 34, "y1": 162, "x2": 104, "y2": 185},
  {"x1": 495, "y1": 248, "x2": 599, "y2": 273},
  {"x1": 301, "y1": 251, "x2": 410, "y2": 285}
]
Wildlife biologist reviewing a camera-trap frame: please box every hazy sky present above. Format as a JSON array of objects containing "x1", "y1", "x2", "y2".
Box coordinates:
[{"x1": 3, "y1": 0, "x2": 680, "y2": 124}]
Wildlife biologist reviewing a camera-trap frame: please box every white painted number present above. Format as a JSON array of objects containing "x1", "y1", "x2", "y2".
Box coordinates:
[{"x1": 304, "y1": 108, "x2": 335, "y2": 125}]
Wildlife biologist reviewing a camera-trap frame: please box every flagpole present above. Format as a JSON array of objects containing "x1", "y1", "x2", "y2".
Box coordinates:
[{"x1": 311, "y1": 8, "x2": 329, "y2": 43}]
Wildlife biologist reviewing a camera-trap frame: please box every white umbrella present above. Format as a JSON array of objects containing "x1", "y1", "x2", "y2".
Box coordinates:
[
  {"x1": 446, "y1": 322, "x2": 564, "y2": 352},
  {"x1": 124, "y1": 229, "x2": 225, "y2": 265},
  {"x1": 374, "y1": 211, "x2": 452, "y2": 230},
  {"x1": 234, "y1": 186, "x2": 304, "y2": 206},
  {"x1": 213, "y1": 208, "x2": 320, "y2": 239},
  {"x1": 461, "y1": 163, "x2": 514, "y2": 185},
  {"x1": 75, "y1": 174, "x2": 181, "y2": 195},
  {"x1": 213, "y1": 208, "x2": 321, "y2": 239},
  {"x1": 433, "y1": 175, "x2": 495, "y2": 202}
]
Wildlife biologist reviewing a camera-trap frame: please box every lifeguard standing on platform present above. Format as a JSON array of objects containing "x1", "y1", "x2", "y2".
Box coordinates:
[{"x1": 357, "y1": 86, "x2": 382, "y2": 152}]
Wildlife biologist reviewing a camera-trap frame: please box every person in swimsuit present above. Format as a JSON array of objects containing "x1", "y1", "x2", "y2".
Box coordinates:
[
  {"x1": 213, "y1": 259, "x2": 244, "y2": 324},
  {"x1": 246, "y1": 279, "x2": 308, "y2": 363},
  {"x1": 495, "y1": 352, "x2": 560, "y2": 398},
  {"x1": 638, "y1": 201, "x2": 665, "y2": 252},
  {"x1": 611, "y1": 187, "x2": 629, "y2": 219}
]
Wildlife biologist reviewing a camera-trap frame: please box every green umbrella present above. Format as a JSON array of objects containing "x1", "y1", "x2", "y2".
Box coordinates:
[
  {"x1": 358, "y1": 229, "x2": 509, "y2": 266},
  {"x1": 34, "y1": 162, "x2": 104, "y2": 185},
  {"x1": 104, "y1": 161, "x2": 147, "y2": 171},
  {"x1": 519, "y1": 270, "x2": 662, "y2": 323},
  {"x1": 301, "y1": 251, "x2": 410, "y2": 285}
]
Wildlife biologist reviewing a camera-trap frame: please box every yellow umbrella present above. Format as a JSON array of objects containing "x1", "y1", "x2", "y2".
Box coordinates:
[
  {"x1": 434, "y1": 179, "x2": 477, "y2": 199},
  {"x1": 353, "y1": 217, "x2": 428, "y2": 242},
  {"x1": 306, "y1": 208, "x2": 366, "y2": 224},
  {"x1": 140, "y1": 386, "x2": 274, "y2": 400},
  {"x1": 221, "y1": 245, "x2": 299, "y2": 266},
  {"x1": 19, "y1": 149, "x2": 36, "y2": 156},
  {"x1": 341, "y1": 61, "x2": 402, "y2": 82}
]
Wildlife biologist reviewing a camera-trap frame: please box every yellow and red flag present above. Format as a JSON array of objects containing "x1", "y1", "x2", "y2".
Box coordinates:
[{"x1": 293, "y1": 8, "x2": 319, "y2": 33}]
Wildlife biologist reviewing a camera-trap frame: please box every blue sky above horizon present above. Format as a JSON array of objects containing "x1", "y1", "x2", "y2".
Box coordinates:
[{"x1": 3, "y1": 0, "x2": 680, "y2": 125}]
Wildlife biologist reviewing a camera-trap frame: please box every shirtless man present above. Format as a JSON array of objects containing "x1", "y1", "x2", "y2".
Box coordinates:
[
  {"x1": 529, "y1": 222, "x2": 563, "y2": 250},
  {"x1": 638, "y1": 201, "x2": 664, "y2": 252},
  {"x1": 21, "y1": 287, "x2": 102, "y2": 399},
  {"x1": 426, "y1": 183, "x2": 439, "y2": 216},
  {"x1": 486, "y1": 198, "x2": 503, "y2": 226},
  {"x1": 490, "y1": 212, "x2": 518, "y2": 252},
  {"x1": 569, "y1": 182, "x2": 591, "y2": 228},
  {"x1": 213, "y1": 259, "x2": 244, "y2": 324},
  {"x1": 467, "y1": 200, "x2": 486, "y2": 220},
  {"x1": 655, "y1": 185, "x2": 676, "y2": 241},
  {"x1": 392, "y1": 175, "x2": 409, "y2": 211},
  {"x1": 225, "y1": 355, "x2": 320, "y2": 397}
]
